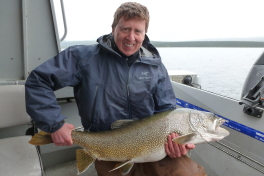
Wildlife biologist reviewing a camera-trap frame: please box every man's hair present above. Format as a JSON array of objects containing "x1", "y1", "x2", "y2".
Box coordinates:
[{"x1": 112, "y1": 2, "x2": 150, "y2": 33}]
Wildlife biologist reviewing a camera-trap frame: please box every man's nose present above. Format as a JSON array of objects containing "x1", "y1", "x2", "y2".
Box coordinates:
[{"x1": 126, "y1": 31, "x2": 135, "y2": 41}]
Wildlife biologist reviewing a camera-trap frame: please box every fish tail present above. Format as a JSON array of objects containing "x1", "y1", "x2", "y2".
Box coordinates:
[{"x1": 28, "y1": 131, "x2": 53, "y2": 145}]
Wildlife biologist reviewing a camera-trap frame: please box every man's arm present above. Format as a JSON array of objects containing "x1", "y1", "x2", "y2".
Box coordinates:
[
  {"x1": 153, "y1": 64, "x2": 195, "y2": 157},
  {"x1": 25, "y1": 47, "x2": 81, "y2": 133},
  {"x1": 153, "y1": 64, "x2": 176, "y2": 112}
]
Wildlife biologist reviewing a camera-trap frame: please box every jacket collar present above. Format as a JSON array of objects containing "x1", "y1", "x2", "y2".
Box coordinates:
[{"x1": 97, "y1": 33, "x2": 161, "y2": 65}]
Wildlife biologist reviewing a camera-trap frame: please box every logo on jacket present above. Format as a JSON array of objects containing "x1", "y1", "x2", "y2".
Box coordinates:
[
  {"x1": 141, "y1": 72, "x2": 149, "y2": 76},
  {"x1": 139, "y1": 71, "x2": 152, "y2": 80}
]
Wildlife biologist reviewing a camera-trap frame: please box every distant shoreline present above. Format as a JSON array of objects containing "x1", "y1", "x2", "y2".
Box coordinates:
[
  {"x1": 151, "y1": 41, "x2": 264, "y2": 48},
  {"x1": 61, "y1": 40, "x2": 264, "y2": 48}
]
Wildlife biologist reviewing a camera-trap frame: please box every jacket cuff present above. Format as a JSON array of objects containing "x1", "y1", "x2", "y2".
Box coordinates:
[
  {"x1": 37, "y1": 120, "x2": 65, "y2": 133},
  {"x1": 47, "y1": 120, "x2": 65, "y2": 133}
]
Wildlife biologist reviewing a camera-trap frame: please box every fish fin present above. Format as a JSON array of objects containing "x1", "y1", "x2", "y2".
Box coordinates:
[
  {"x1": 111, "y1": 119, "x2": 137, "y2": 129},
  {"x1": 109, "y1": 160, "x2": 134, "y2": 175},
  {"x1": 28, "y1": 131, "x2": 53, "y2": 145},
  {"x1": 76, "y1": 149, "x2": 95, "y2": 175},
  {"x1": 120, "y1": 162, "x2": 134, "y2": 175},
  {"x1": 172, "y1": 133, "x2": 197, "y2": 145}
]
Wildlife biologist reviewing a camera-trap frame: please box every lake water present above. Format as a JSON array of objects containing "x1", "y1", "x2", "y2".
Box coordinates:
[{"x1": 157, "y1": 47, "x2": 264, "y2": 100}]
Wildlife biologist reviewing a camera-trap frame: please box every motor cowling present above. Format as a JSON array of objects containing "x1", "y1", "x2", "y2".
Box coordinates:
[{"x1": 240, "y1": 52, "x2": 264, "y2": 118}]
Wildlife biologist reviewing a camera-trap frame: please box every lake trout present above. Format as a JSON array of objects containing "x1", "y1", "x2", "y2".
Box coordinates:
[{"x1": 29, "y1": 108, "x2": 229, "y2": 175}]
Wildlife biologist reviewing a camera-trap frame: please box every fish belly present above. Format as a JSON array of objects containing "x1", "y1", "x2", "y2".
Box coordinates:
[
  {"x1": 91, "y1": 147, "x2": 166, "y2": 163},
  {"x1": 133, "y1": 149, "x2": 167, "y2": 163}
]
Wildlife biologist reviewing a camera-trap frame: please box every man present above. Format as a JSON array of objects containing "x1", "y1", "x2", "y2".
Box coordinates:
[{"x1": 25, "y1": 2, "x2": 206, "y2": 176}]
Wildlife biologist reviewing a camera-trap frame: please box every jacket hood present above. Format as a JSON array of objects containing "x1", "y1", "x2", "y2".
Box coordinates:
[{"x1": 96, "y1": 33, "x2": 161, "y2": 60}]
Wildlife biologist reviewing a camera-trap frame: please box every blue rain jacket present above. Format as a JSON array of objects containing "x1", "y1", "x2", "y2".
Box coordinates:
[{"x1": 25, "y1": 34, "x2": 176, "y2": 133}]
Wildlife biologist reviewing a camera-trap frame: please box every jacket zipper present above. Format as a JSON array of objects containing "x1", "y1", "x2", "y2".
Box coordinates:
[{"x1": 125, "y1": 57, "x2": 131, "y2": 119}]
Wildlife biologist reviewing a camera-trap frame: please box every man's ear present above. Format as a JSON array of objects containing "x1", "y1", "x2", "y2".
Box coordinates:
[{"x1": 112, "y1": 27, "x2": 115, "y2": 35}]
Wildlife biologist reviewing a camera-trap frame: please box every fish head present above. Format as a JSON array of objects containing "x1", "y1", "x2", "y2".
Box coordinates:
[{"x1": 191, "y1": 110, "x2": 230, "y2": 142}]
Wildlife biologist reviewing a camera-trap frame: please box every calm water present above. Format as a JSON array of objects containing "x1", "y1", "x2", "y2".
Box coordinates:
[{"x1": 158, "y1": 47, "x2": 264, "y2": 100}]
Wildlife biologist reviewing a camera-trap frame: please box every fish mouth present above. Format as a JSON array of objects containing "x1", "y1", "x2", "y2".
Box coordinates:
[
  {"x1": 216, "y1": 119, "x2": 226, "y2": 130},
  {"x1": 214, "y1": 119, "x2": 229, "y2": 137}
]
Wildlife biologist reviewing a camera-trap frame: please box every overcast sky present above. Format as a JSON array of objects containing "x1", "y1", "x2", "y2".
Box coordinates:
[{"x1": 54, "y1": 0, "x2": 264, "y2": 41}]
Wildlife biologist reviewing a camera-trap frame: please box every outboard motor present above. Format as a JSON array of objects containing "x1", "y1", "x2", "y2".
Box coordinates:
[{"x1": 240, "y1": 52, "x2": 264, "y2": 118}]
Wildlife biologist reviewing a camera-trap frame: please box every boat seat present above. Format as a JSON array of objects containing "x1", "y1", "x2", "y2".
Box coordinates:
[{"x1": 0, "y1": 85, "x2": 43, "y2": 176}]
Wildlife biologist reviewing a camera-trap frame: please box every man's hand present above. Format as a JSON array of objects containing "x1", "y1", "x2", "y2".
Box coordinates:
[
  {"x1": 165, "y1": 133, "x2": 195, "y2": 158},
  {"x1": 51, "y1": 123, "x2": 74, "y2": 146}
]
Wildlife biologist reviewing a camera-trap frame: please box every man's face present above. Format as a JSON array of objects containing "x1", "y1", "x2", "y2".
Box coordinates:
[{"x1": 112, "y1": 17, "x2": 146, "y2": 56}]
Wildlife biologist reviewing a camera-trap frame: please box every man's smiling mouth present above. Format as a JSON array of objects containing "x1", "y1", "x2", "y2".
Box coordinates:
[{"x1": 125, "y1": 43, "x2": 134, "y2": 47}]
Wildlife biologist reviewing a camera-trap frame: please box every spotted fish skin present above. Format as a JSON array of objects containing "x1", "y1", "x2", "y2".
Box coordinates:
[
  {"x1": 72, "y1": 111, "x2": 171, "y2": 163},
  {"x1": 71, "y1": 109, "x2": 229, "y2": 171},
  {"x1": 29, "y1": 108, "x2": 229, "y2": 175}
]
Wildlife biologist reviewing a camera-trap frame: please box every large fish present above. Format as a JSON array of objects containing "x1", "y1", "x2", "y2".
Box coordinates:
[{"x1": 29, "y1": 108, "x2": 229, "y2": 175}]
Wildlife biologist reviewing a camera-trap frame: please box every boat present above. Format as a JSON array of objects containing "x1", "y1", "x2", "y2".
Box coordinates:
[{"x1": 0, "y1": 1, "x2": 263, "y2": 176}]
